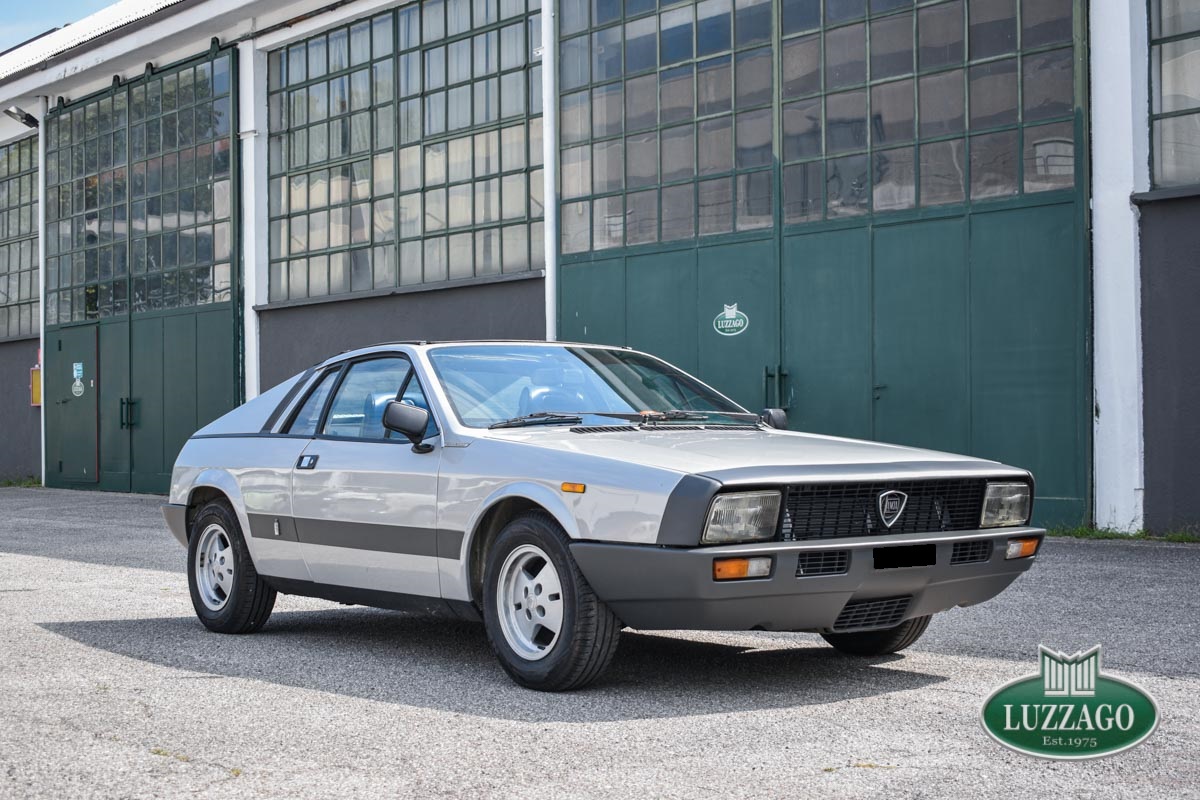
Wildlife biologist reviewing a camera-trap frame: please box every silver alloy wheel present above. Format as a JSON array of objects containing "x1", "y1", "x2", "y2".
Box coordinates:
[
  {"x1": 496, "y1": 543, "x2": 565, "y2": 661},
  {"x1": 195, "y1": 523, "x2": 235, "y2": 612}
]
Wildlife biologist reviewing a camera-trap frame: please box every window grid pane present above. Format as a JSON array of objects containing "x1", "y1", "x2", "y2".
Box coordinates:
[
  {"x1": 45, "y1": 50, "x2": 234, "y2": 324},
  {"x1": 0, "y1": 136, "x2": 39, "y2": 338},
  {"x1": 268, "y1": 1, "x2": 545, "y2": 301},
  {"x1": 1150, "y1": 10, "x2": 1200, "y2": 187},
  {"x1": 558, "y1": 0, "x2": 1076, "y2": 252}
]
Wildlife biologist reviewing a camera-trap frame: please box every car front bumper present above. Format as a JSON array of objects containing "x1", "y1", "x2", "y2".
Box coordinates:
[
  {"x1": 162, "y1": 503, "x2": 189, "y2": 547},
  {"x1": 569, "y1": 527, "x2": 1043, "y2": 632}
]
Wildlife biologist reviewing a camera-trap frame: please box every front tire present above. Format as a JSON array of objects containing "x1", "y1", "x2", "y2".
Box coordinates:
[
  {"x1": 820, "y1": 615, "x2": 932, "y2": 656},
  {"x1": 187, "y1": 500, "x2": 276, "y2": 634},
  {"x1": 482, "y1": 512, "x2": 620, "y2": 691}
]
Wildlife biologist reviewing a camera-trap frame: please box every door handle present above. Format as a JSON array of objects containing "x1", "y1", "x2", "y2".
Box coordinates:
[
  {"x1": 120, "y1": 398, "x2": 127, "y2": 429},
  {"x1": 126, "y1": 398, "x2": 139, "y2": 428},
  {"x1": 776, "y1": 364, "x2": 790, "y2": 410},
  {"x1": 297, "y1": 454, "x2": 319, "y2": 470},
  {"x1": 763, "y1": 366, "x2": 777, "y2": 408},
  {"x1": 873, "y1": 384, "x2": 888, "y2": 401}
]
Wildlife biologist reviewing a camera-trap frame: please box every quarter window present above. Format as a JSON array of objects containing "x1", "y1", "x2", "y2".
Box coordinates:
[{"x1": 286, "y1": 368, "x2": 340, "y2": 435}]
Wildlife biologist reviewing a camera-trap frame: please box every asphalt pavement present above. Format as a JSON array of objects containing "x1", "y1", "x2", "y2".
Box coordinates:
[{"x1": 1, "y1": 487, "x2": 1197, "y2": 799}]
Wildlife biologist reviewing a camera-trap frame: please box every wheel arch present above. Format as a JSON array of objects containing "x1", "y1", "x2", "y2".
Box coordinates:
[
  {"x1": 463, "y1": 482, "x2": 579, "y2": 607},
  {"x1": 183, "y1": 469, "x2": 250, "y2": 543}
]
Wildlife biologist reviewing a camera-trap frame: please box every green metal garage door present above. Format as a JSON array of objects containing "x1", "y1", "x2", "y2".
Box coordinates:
[
  {"x1": 44, "y1": 46, "x2": 241, "y2": 494},
  {"x1": 558, "y1": 0, "x2": 1088, "y2": 526}
]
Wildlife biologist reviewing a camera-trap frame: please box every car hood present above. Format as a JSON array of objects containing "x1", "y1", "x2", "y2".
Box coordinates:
[{"x1": 480, "y1": 426, "x2": 1021, "y2": 480}]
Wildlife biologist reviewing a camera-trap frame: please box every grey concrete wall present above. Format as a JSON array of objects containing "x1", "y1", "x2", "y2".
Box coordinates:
[
  {"x1": 0, "y1": 338, "x2": 41, "y2": 481},
  {"x1": 1139, "y1": 195, "x2": 1200, "y2": 532},
  {"x1": 257, "y1": 276, "x2": 546, "y2": 389}
]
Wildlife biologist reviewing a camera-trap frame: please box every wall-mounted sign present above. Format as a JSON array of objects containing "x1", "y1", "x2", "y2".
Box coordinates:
[{"x1": 713, "y1": 304, "x2": 749, "y2": 336}]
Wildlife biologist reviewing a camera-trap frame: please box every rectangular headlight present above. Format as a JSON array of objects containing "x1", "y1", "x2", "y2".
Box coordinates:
[
  {"x1": 980, "y1": 482, "x2": 1032, "y2": 528},
  {"x1": 702, "y1": 491, "x2": 781, "y2": 544}
]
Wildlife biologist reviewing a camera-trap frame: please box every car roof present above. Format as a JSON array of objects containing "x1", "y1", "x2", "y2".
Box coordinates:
[{"x1": 321, "y1": 339, "x2": 632, "y2": 365}]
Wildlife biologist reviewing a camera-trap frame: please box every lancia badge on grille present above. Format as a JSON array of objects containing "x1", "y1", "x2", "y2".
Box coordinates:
[{"x1": 878, "y1": 490, "x2": 908, "y2": 528}]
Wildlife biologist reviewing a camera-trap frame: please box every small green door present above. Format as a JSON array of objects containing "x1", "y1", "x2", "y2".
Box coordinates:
[
  {"x1": 871, "y1": 218, "x2": 970, "y2": 453},
  {"x1": 46, "y1": 327, "x2": 99, "y2": 484},
  {"x1": 98, "y1": 321, "x2": 131, "y2": 492}
]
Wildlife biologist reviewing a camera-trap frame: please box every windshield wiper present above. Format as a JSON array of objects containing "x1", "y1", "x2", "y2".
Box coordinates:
[
  {"x1": 589, "y1": 410, "x2": 762, "y2": 424},
  {"x1": 488, "y1": 412, "x2": 584, "y2": 429}
]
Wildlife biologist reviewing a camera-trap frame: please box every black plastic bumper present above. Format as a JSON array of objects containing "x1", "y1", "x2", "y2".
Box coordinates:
[{"x1": 570, "y1": 528, "x2": 1043, "y2": 632}]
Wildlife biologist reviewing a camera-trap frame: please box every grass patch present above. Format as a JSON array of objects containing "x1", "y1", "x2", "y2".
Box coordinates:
[
  {"x1": 0, "y1": 476, "x2": 40, "y2": 488},
  {"x1": 1046, "y1": 526, "x2": 1200, "y2": 544}
]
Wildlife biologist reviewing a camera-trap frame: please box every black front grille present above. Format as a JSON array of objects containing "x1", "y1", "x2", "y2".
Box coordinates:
[
  {"x1": 780, "y1": 479, "x2": 990, "y2": 540},
  {"x1": 833, "y1": 596, "x2": 911, "y2": 631},
  {"x1": 951, "y1": 539, "x2": 994, "y2": 564},
  {"x1": 796, "y1": 550, "x2": 849, "y2": 577}
]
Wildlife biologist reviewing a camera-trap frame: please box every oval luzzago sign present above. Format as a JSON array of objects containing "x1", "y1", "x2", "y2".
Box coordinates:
[
  {"x1": 981, "y1": 646, "x2": 1159, "y2": 760},
  {"x1": 713, "y1": 303, "x2": 749, "y2": 336}
]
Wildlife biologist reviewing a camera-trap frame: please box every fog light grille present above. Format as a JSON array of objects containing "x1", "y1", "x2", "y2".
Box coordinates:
[
  {"x1": 833, "y1": 596, "x2": 911, "y2": 631},
  {"x1": 796, "y1": 550, "x2": 849, "y2": 577},
  {"x1": 951, "y1": 540, "x2": 993, "y2": 564}
]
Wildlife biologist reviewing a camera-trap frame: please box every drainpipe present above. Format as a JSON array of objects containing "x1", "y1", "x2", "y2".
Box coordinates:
[
  {"x1": 540, "y1": 0, "x2": 557, "y2": 341},
  {"x1": 37, "y1": 95, "x2": 47, "y2": 487}
]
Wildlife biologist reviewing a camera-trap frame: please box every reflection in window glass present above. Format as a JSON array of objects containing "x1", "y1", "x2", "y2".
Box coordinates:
[
  {"x1": 1021, "y1": 0, "x2": 1072, "y2": 48},
  {"x1": 918, "y1": 70, "x2": 965, "y2": 138},
  {"x1": 783, "y1": 98, "x2": 822, "y2": 161},
  {"x1": 661, "y1": 184, "x2": 696, "y2": 240},
  {"x1": 1155, "y1": 39, "x2": 1200, "y2": 114},
  {"x1": 918, "y1": 1, "x2": 964, "y2": 70},
  {"x1": 872, "y1": 146, "x2": 915, "y2": 211},
  {"x1": 698, "y1": 176, "x2": 733, "y2": 234},
  {"x1": 1024, "y1": 121, "x2": 1075, "y2": 192},
  {"x1": 969, "y1": 0, "x2": 1016, "y2": 59},
  {"x1": 783, "y1": 160, "x2": 822, "y2": 222},
  {"x1": 782, "y1": 35, "x2": 821, "y2": 98},
  {"x1": 970, "y1": 129, "x2": 1018, "y2": 199},
  {"x1": 825, "y1": 24, "x2": 866, "y2": 90},
  {"x1": 871, "y1": 80, "x2": 914, "y2": 145},
  {"x1": 870, "y1": 14, "x2": 913, "y2": 81},
  {"x1": 826, "y1": 154, "x2": 869, "y2": 216},
  {"x1": 1023, "y1": 49, "x2": 1073, "y2": 123},
  {"x1": 736, "y1": 171, "x2": 772, "y2": 230},
  {"x1": 919, "y1": 139, "x2": 965, "y2": 205},
  {"x1": 969, "y1": 59, "x2": 1018, "y2": 128}
]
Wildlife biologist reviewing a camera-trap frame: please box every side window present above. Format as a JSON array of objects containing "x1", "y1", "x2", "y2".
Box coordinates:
[
  {"x1": 399, "y1": 374, "x2": 439, "y2": 439},
  {"x1": 285, "y1": 369, "x2": 339, "y2": 435},
  {"x1": 323, "y1": 358, "x2": 413, "y2": 439}
]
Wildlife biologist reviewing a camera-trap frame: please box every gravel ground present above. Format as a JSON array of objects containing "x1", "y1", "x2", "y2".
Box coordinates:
[{"x1": 0, "y1": 487, "x2": 1197, "y2": 799}]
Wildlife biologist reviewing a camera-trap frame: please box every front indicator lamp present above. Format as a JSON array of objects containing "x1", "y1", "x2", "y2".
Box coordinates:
[
  {"x1": 713, "y1": 556, "x2": 773, "y2": 580},
  {"x1": 1005, "y1": 537, "x2": 1041, "y2": 560},
  {"x1": 980, "y1": 482, "x2": 1032, "y2": 528},
  {"x1": 702, "y1": 490, "x2": 782, "y2": 544}
]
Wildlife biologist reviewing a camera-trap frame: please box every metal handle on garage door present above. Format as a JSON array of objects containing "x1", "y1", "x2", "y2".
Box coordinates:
[
  {"x1": 776, "y1": 364, "x2": 790, "y2": 411},
  {"x1": 120, "y1": 398, "x2": 139, "y2": 429},
  {"x1": 763, "y1": 366, "x2": 777, "y2": 408}
]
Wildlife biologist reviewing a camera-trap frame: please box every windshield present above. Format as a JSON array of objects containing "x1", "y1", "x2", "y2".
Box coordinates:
[{"x1": 427, "y1": 345, "x2": 749, "y2": 428}]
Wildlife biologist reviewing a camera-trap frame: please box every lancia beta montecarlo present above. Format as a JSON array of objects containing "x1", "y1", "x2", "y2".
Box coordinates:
[{"x1": 162, "y1": 341, "x2": 1044, "y2": 691}]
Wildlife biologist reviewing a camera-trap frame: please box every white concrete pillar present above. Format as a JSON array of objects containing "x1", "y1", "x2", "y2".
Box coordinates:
[
  {"x1": 238, "y1": 40, "x2": 267, "y2": 399},
  {"x1": 1090, "y1": 0, "x2": 1150, "y2": 531}
]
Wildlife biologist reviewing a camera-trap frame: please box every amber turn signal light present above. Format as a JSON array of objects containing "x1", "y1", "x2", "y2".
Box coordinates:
[
  {"x1": 713, "y1": 556, "x2": 772, "y2": 580},
  {"x1": 561, "y1": 482, "x2": 586, "y2": 494},
  {"x1": 1005, "y1": 536, "x2": 1040, "y2": 560}
]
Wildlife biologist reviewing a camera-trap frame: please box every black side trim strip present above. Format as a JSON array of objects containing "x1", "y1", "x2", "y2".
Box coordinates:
[
  {"x1": 260, "y1": 367, "x2": 317, "y2": 433},
  {"x1": 248, "y1": 514, "x2": 464, "y2": 560}
]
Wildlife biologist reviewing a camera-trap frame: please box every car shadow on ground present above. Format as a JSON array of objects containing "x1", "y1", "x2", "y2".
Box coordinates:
[{"x1": 40, "y1": 607, "x2": 945, "y2": 722}]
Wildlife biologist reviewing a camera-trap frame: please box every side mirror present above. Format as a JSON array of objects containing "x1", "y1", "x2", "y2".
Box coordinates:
[
  {"x1": 760, "y1": 408, "x2": 788, "y2": 430},
  {"x1": 383, "y1": 400, "x2": 433, "y2": 452}
]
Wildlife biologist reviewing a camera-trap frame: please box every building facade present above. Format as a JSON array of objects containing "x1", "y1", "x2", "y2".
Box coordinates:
[{"x1": 0, "y1": 0, "x2": 1192, "y2": 532}]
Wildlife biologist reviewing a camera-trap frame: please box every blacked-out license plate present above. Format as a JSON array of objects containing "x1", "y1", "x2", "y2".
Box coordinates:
[{"x1": 873, "y1": 544, "x2": 936, "y2": 570}]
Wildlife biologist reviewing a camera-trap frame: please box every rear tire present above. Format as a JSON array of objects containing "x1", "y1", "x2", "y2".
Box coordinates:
[
  {"x1": 820, "y1": 615, "x2": 931, "y2": 656},
  {"x1": 187, "y1": 500, "x2": 276, "y2": 634},
  {"x1": 482, "y1": 512, "x2": 620, "y2": 691}
]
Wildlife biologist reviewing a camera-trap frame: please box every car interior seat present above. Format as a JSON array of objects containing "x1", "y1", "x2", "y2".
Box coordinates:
[{"x1": 518, "y1": 366, "x2": 590, "y2": 416}]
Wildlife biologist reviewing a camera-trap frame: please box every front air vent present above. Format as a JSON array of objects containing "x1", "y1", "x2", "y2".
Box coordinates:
[
  {"x1": 570, "y1": 426, "x2": 638, "y2": 434},
  {"x1": 951, "y1": 539, "x2": 994, "y2": 564},
  {"x1": 832, "y1": 596, "x2": 912, "y2": 631},
  {"x1": 796, "y1": 550, "x2": 850, "y2": 577}
]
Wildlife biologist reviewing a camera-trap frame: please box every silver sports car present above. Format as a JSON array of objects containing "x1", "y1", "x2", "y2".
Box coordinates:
[{"x1": 163, "y1": 341, "x2": 1044, "y2": 691}]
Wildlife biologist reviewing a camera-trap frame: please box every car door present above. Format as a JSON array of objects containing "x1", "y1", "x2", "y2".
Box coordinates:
[{"x1": 290, "y1": 355, "x2": 443, "y2": 595}]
